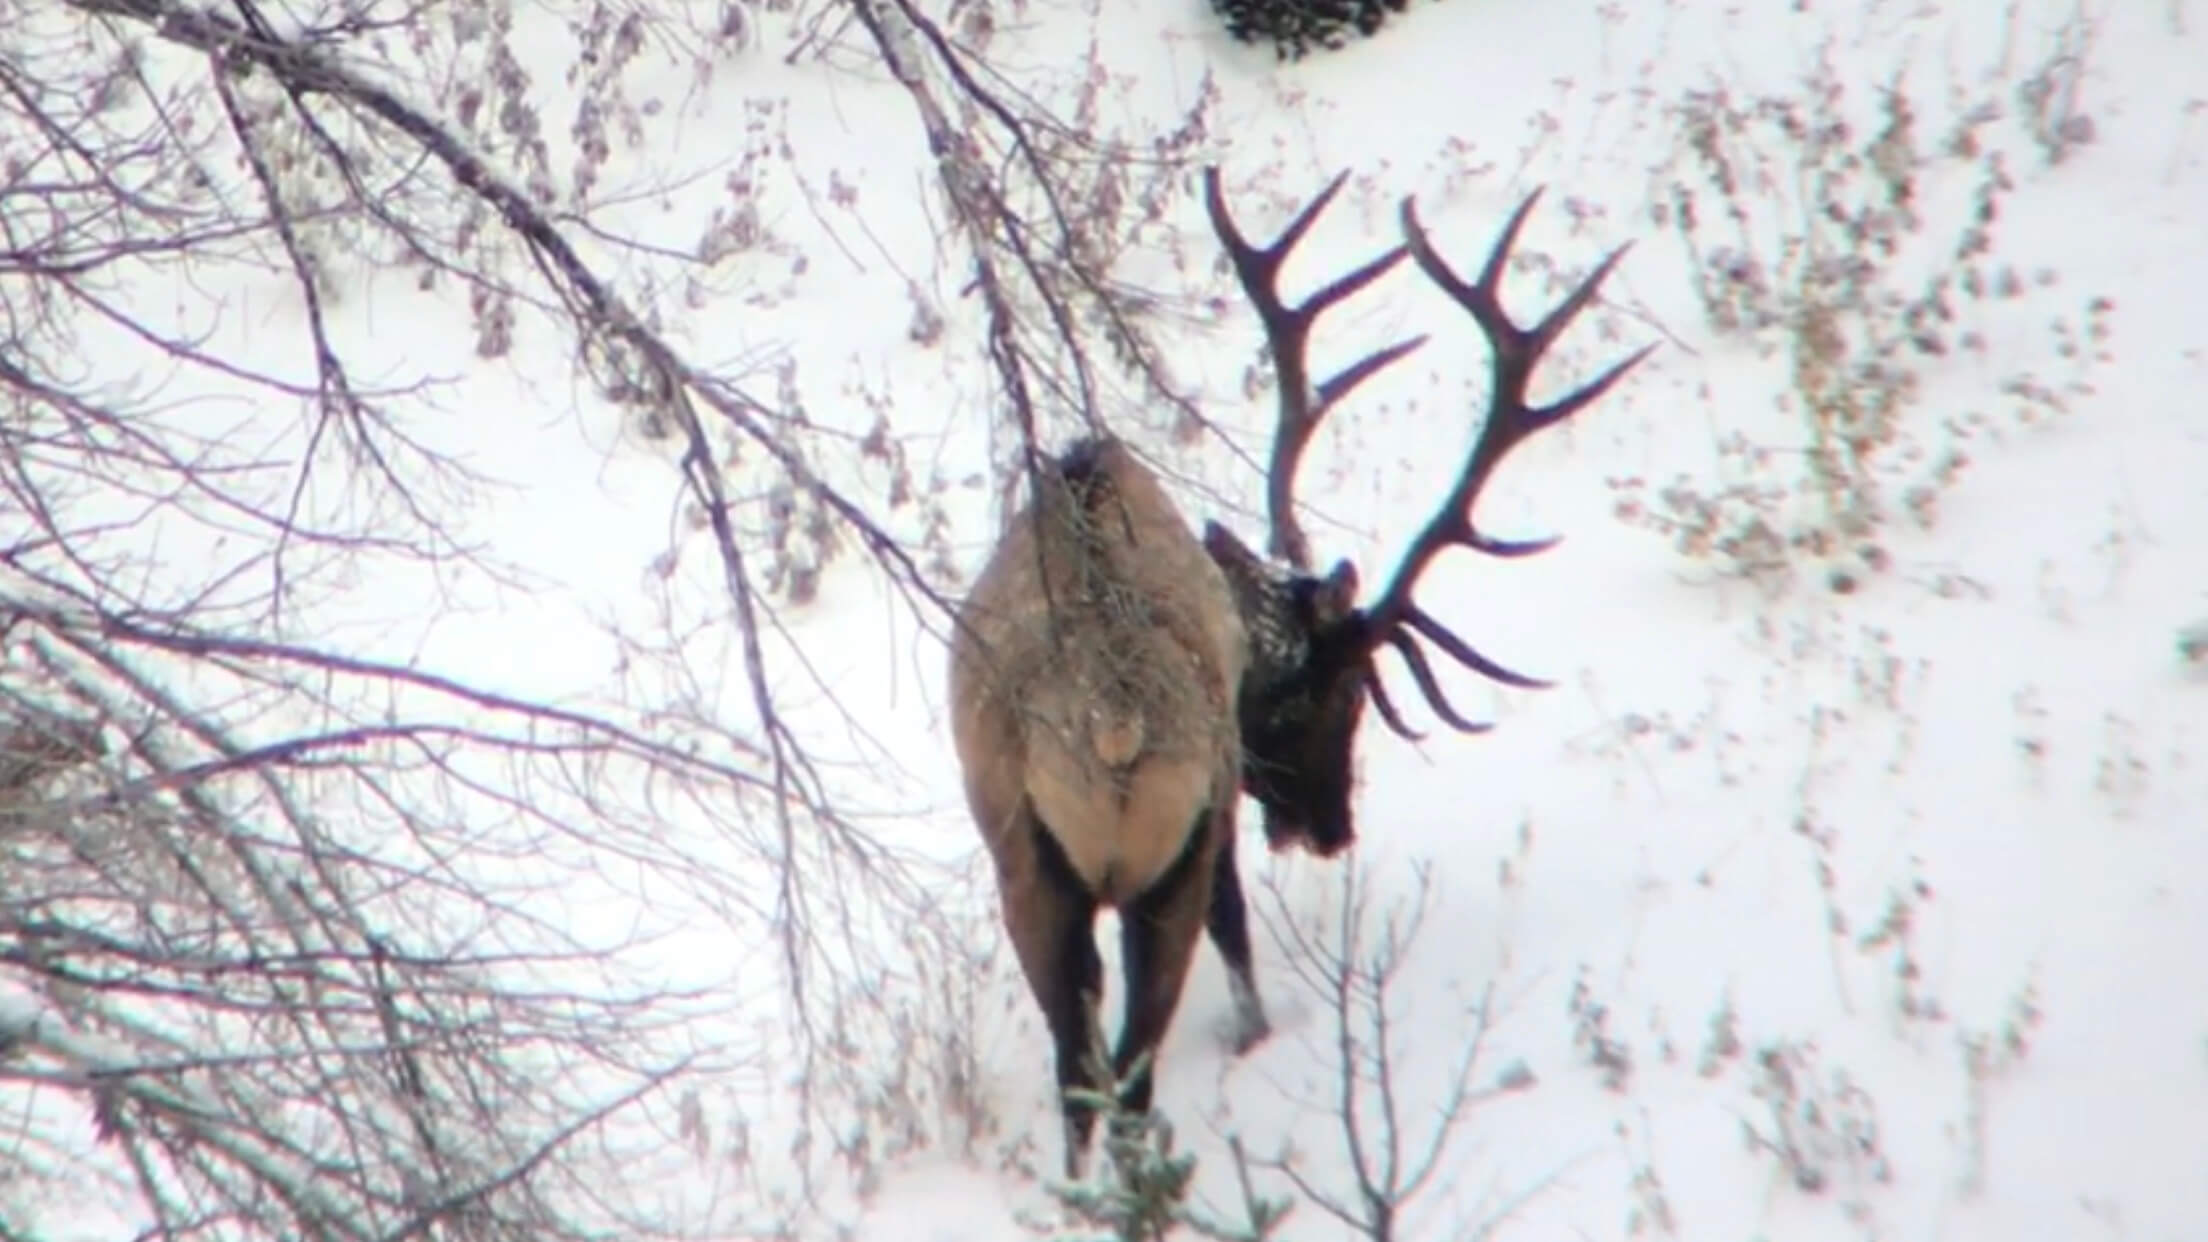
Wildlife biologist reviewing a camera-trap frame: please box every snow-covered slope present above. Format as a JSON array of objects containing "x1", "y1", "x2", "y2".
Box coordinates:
[
  {"x1": 823, "y1": 2, "x2": 2208, "y2": 1238},
  {"x1": 17, "y1": 0, "x2": 2203, "y2": 1238}
]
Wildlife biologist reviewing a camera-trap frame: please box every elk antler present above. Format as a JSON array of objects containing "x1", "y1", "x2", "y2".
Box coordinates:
[
  {"x1": 1357, "y1": 188, "x2": 1655, "y2": 741},
  {"x1": 1201, "y1": 166, "x2": 1429, "y2": 571}
]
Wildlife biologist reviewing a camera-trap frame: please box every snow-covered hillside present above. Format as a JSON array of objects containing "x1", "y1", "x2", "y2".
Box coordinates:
[
  {"x1": 5, "y1": 0, "x2": 2203, "y2": 1239},
  {"x1": 850, "y1": 3, "x2": 2208, "y2": 1237}
]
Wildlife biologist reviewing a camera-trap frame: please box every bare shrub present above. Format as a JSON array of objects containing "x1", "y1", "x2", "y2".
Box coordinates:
[
  {"x1": 3, "y1": 0, "x2": 1209, "y2": 1235},
  {"x1": 1249, "y1": 859, "x2": 1539, "y2": 1241},
  {"x1": 1614, "y1": 46, "x2": 2115, "y2": 590},
  {"x1": 1742, "y1": 1039, "x2": 1892, "y2": 1206}
]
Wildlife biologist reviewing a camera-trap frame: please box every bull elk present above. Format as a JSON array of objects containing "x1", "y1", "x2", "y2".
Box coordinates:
[{"x1": 948, "y1": 166, "x2": 1650, "y2": 1177}]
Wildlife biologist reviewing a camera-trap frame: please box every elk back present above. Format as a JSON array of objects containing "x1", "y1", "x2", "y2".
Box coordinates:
[{"x1": 949, "y1": 437, "x2": 1248, "y2": 906}]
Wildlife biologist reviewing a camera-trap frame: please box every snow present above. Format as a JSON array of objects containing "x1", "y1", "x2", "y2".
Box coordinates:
[
  {"x1": 823, "y1": 2, "x2": 2207, "y2": 1235},
  {"x1": 12, "y1": 0, "x2": 2208, "y2": 1238}
]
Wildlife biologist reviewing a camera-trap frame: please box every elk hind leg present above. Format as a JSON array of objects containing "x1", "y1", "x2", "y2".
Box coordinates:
[
  {"x1": 1006, "y1": 809, "x2": 1107, "y2": 1179},
  {"x1": 1205, "y1": 817, "x2": 1272, "y2": 1053},
  {"x1": 1110, "y1": 803, "x2": 1221, "y2": 1127}
]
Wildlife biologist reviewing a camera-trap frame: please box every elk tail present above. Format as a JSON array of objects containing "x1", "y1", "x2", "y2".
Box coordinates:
[{"x1": 1052, "y1": 436, "x2": 1119, "y2": 513}]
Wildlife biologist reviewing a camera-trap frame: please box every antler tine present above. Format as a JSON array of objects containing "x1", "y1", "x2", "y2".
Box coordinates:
[
  {"x1": 1364, "y1": 621, "x2": 1508, "y2": 742},
  {"x1": 1363, "y1": 668, "x2": 1424, "y2": 740},
  {"x1": 1201, "y1": 165, "x2": 1430, "y2": 570},
  {"x1": 1378, "y1": 631, "x2": 1497, "y2": 739},
  {"x1": 1358, "y1": 187, "x2": 1654, "y2": 727}
]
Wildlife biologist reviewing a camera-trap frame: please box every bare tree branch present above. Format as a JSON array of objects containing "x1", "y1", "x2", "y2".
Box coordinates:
[
  {"x1": 1251, "y1": 858, "x2": 1536, "y2": 1240},
  {"x1": 4, "y1": 0, "x2": 1225, "y2": 1234}
]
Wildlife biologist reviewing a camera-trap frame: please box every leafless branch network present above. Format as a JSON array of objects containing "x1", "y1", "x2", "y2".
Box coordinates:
[
  {"x1": 1249, "y1": 859, "x2": 1537, "y2": 1241},
  {"x1": 0, "y1": 0, "x2": 1167, "y2": 1234}
]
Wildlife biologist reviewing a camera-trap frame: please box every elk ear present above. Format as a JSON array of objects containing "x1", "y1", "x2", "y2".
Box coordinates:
[
  {"x1": 1313, "y1": 558, "x2": 1360, "y2": 624},
  {"x1": 1202, "y1": 521, "x2": 1264, "y2": 580}
]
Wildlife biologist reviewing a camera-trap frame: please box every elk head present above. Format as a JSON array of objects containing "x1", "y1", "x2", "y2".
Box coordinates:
[{"x1": 1195, "y1": 166, "x2": 1653, "y2": 858}]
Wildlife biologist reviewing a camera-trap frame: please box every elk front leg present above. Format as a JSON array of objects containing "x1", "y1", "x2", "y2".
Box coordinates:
[{"x1": 1205, "y1": 811, "x2": 1272, "y2": 1053}]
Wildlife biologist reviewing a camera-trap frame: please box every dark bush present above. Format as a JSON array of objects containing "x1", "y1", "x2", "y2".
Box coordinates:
[{"x1": 1209, "y1": 0, "x2": 1415, "y2": 61}]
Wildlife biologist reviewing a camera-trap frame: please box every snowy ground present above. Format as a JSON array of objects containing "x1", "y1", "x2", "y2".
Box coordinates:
[
  {"x1": 830, "y1": 2, "x2": 2208, "y2": 1237},
  {"x1": 20, "y1": 0, "x2": 2208, "y2": 1238},
  {"x1": 823, "y1": 1, "x2": 2208, "y2": 1237}
]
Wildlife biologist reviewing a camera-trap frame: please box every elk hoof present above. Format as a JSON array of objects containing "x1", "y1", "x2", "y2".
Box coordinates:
[{"x1": 1225, "y1": 974, "x2": 1271, "y2": 1054}]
